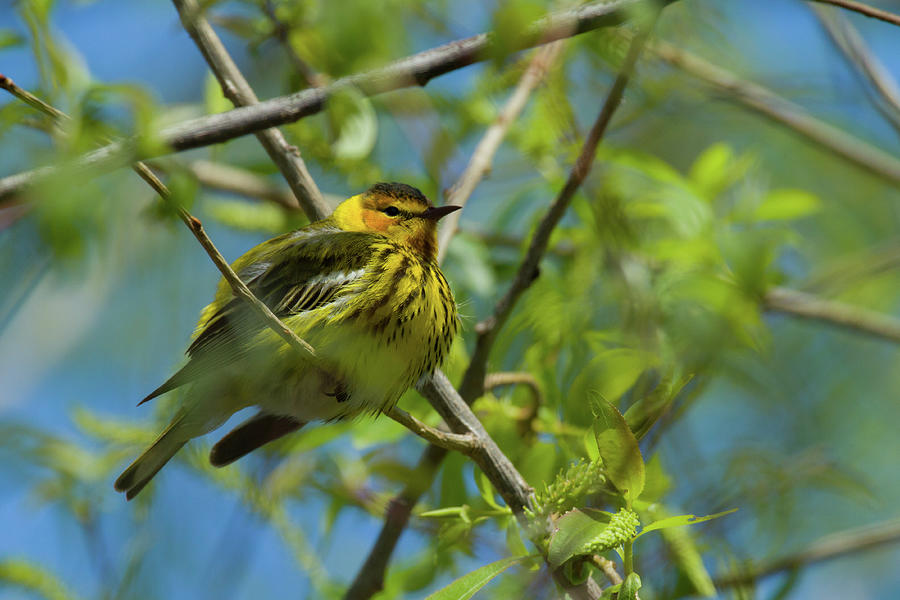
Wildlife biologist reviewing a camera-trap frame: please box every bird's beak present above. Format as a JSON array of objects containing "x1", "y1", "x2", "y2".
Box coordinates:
[{"x1": 421, "y1": 205, "x2": 462, "y2": 221}]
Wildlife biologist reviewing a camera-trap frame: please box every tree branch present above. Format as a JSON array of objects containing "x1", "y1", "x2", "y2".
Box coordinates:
[
  {"x1": 764, "y1": 287, "x2": 900, "y2": 344},
  {"x1": 345, "y1": 22, "x2": 655, "y2": 599},
  {"x1": 0, "y1": 72, "x2": 324, "y2": 378},
  {"x1": 384, "y1": 406, "x2": 480, "y2": 455},
  {"x1": 436, "y1": 41, "x2": 564, "y2": 262},
  {"x1": 647, "y1": 37, "x2": 900, "y2": 185},
  {"x1": 458, "y1": 23, "x2": 652, "y2": 403},
  {"x1": 0, "y1": 0, "x2": 674, "y2": 201},
  {"x1": 811, "y1": 5, "x2": 900, "y2": 135},
  {"x1": 714, "y1": 517, "x2": 900, "y2": 587},
  {"x1": 808, "y1": 0, "x2": 900, "y2": 28},
  {"x1": 171, "y1": 0, "x2": 330, "y2": 221}
]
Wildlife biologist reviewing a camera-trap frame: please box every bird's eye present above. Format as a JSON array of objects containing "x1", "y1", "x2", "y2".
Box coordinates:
[{"x1": 382, "y1": 206, "x2": 400, "y2": 217}]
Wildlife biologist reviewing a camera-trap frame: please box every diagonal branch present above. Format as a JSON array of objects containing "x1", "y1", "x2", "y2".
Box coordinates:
[
  {"x1": 0, "y1": 0, "x2": 674, "y2": 201},
  {"x1": 714, "y1": 517, "x2": 900, "y2": 587},
  {"x1": 764, "y1": 287, "x2": 900, "y2": 344},
  {"x1": 436, "y1": 41, "x2": 564, "y2": 262},
  {"x1": 346, "y1": 24, "x2": 656, "y2": 600},
  {"x1": 171, "y1": 0, "x2": 330, "y2": 221},
  {"x1": 811, "y1": 5, "x2": 900, "y2": 135},
  {"x1": 647, "y1": 37, "x2": 900, "y2": 185},
  {"x1": 808, "y1": 0, "x2": 900, "y2": 28},
  {"x1": 458, "y1": 23, "x2": 653, "y2": 403}
]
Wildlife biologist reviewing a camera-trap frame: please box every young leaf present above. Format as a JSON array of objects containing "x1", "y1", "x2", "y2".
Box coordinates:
[
  {"x1": 424, "y1": 555, "x2": 531, "y2": 600},
  {"x1": 548, "y1": 509, "x2": 613, "y2": 567},
  {"x1": 620, "y1": 572, "x2": 642, "y2": 600},
  {"x1": 634, "y1": 509, "x2": 737, "y2": 540},
  {"x1": 753, "y1": 189, "x2": 820, "y2": 221},
  {"x1": 592, "y1": 396, "x2": 645, "y2": 503}
]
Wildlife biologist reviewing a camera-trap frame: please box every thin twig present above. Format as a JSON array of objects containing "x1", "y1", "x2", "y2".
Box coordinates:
[
  {"x1": 809, "y1": 0, "x2": 900, "y2": 28},
  {"x1": 0, "y1": 73, "x2": 67, "y2": 121},
  {"x1": 647, "y1": 36, "x2": 900, "y2": 184},
  {"x1": 172, "y1": 0, "x2": 329, "y2": 221},
  {"x1": 764, "y1": 287, "x2": 900, "y2": 344},
  {"x1": 436, "y1": 41, "x2": 564, "y2": 262},
  {"x1": 458, "y1": 24, "x2": 653, "y2": 403},
  {"x1": 261, "y1": 0, "x2": 328, "y2": 89},
  {"x1": 484, "y1": 371, "x2": 543, "y2": 438},
  {"x1": 384, "y1": 406, "x2": 480, "y2": 455},
  {"x1": 0, "y1": 0, "x2": 675, "y2": 201},
  {"x1": 811, "y1": 5, "x2": 900, "y2": 135},
  {"x1": 590, "y1": 555, "x2": 624, "y2": 586},
  {"x1": 0, "y1": 71, "x2": 325, "y2": 374},
  {"x1": 714, "y1": 517, "x2": 900, "y2": 587}
]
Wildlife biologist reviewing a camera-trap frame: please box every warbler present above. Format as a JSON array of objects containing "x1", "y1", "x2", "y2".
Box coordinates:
[{"x1": 115, "y1": 182, "x2": 460, "y2": 500}]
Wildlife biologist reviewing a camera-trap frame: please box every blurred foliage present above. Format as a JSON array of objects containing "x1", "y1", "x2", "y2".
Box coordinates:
[{"x1": 2, "y1": 0, "x2": 900, "y2": 599}]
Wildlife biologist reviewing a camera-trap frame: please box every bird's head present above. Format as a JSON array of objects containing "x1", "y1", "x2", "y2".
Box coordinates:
[{"x1": 333, "y1": 182, "x2": 460, "y2": 260}]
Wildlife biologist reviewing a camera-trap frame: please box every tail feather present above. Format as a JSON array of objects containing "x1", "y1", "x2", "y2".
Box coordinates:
[
  {"x1": 210, "y1": 413, "x2": 304, "y2": 467},
  {"x1": 114, "y1": 419, "x2": 188, "y2": 500}
]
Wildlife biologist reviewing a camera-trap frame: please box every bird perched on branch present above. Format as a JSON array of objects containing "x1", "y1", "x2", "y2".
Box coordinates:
[{"x1": 115, "y1": 182, "x2": 460, "y2": 500}]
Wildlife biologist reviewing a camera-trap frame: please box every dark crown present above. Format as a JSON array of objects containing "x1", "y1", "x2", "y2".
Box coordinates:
[{"x1": 367, "y1": 182, "x2": 430, "y2": 207}]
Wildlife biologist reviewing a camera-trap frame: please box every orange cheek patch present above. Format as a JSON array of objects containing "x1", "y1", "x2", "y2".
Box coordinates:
[{"x1": 362, "y1": 210, "x2": 393, "y2": 232}]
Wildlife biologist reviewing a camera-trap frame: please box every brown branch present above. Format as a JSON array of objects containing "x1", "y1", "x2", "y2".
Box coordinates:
[
  {"x1": 590, "y1": 555, "x2": 624, "y2": 586},
  {"x1": 436, "y1": 41, "x2": 564, "y2": 262},
  {"x1": 458, "y1": 24, "x2": 652, "y2": 403},
  {"x1": 647, "y1": 36, "x2": 900, "y2": 185},
  {"x1": 384, "y1": 406, "x2": 480, "y2": 455},
  {"x1": 809, "y1": 0, "x2": 900, "y2": 28},
  {"x1": 715, "y1": 517, "x2": 900, "y2": 587},
  {"x1": 0, "y1": 0, "x2": 675, "y2": 201},
  {"x1": 811, "y1": 5, "x2": 900, "y2": 134},
  {"x1": 171, "y1": 0, "x2": 330, "y2": 221},
  {"x1": 155, "y1": 159, "x2": 341, "y2": 212},
  {"x1": 764, "y1": 287, "x2": 900, "y2": 344}
]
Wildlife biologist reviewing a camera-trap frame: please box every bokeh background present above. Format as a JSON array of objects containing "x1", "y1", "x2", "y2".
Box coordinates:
[{"x1": 2, "y1": 0, "x2": 900, "y2": 598}]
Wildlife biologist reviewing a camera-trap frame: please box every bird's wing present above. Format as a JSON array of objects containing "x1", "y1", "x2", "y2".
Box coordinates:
[{"x1": 139, "y1": 228, "x2": 380, "y2": 404}]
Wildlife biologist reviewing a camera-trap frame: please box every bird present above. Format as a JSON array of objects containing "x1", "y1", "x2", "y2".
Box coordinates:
[{"x1": 114, "y1": 182, "x2": 460, "y2": 500}]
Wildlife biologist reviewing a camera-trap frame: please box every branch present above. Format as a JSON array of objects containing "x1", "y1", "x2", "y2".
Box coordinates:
[
  {"x1": 458, "y1": 23, "x2": 653, "y2": 403},
  {"x1": 808, "y1": 0, "x2": 900, "y2": 28},
  {"x1": 346, "y1": 23, "x2": 655, "y2": 599},
  {"x1": 0, "y1": 73, "x2": 324, "y2": 376},
  {"x1": 811, "y1": 5, "x2": 900, "y2": 135},
  {"x1": 171, "y1": 0, "x2": 330, "y2": 221},
  {"x1": 384, "y1": 406, "x2": 480, "y2": 455},
  {"x1": 436, "y1": 41, "x2": 564, "y2": 262},
  {"x1": 262, "y1": 0, "x2": 328, "y2": 89},
  {"x1": 715, "y1": 517, "x2": 900, "y2": 587},
  {"x1": 0, "y1": 0, "x2": 674, "y2": 201},
  {"x1": 647, "y1": 37, "x2": 900, "y2": 185},
  {"x1": 764, "y1": 287, "x2": 900, "y2": 344}
]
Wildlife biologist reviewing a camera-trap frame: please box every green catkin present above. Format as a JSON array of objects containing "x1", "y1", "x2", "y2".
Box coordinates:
[
  {"x1": 585, "y1": 508, "x2": 640, "y2": 553},
  {"x1": 528, "y1": 459, "x2": 607, "y2": 519}
]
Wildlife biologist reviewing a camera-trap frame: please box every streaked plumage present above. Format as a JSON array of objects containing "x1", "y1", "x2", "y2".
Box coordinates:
[{"x1": 115, "y1": 182, "x2": 459, "y2": 499}]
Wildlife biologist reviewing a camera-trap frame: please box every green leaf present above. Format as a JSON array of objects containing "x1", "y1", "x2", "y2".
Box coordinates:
[
  {"x1": 0, "y1": 29, "x2": 25, "y2": 50},
  {"x1": 204, "y1": 71, "x2": 232, "y2": 115},
  {"x1": 475, "y1": 468, "x2": 502, "y2": 510},
  {"x1": 592, "y1": 396, "x2": 645, "y2": 503},
  {"x1": 328, "y1": 86, "x2": 377, "y2": 161},
  {"x1": 548, "y1": 508, "x2": 612, "y2": 567},
  {"x1": 425, "y1": 555, "x2": 530, "y2": 600},
  {"x1": 753, "y1": 189, "x2": 820, "y2": 221},
  {"x1": 620, "y1": 572, "x2": 642, "y2": 600},
  {"x1": 0, "y1": 559, "x2": 77, "y2": 600},
  {"x1": 634, "y1": 509, "x2": 737, "y2": 539}
]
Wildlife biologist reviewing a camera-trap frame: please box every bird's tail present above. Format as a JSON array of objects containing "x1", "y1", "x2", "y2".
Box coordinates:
[{"x1": 114, "y1": 415, "x2": 189, "y2": 501}]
